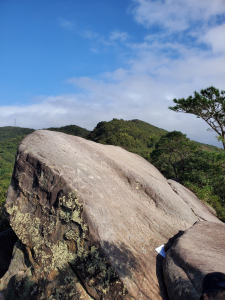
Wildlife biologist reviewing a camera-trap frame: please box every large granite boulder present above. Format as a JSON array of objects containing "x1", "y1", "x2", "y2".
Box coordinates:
[
  {"x1": 163, "y1": 221, "x2": 225, "y2": 300},
  {"x1": 0, "y1": 130, "x2": 220, "y2": 300}
]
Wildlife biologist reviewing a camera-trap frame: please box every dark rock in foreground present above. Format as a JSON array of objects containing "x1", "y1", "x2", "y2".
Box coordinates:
[
  {"x1": 0, "y1": 130, "x2": 220, "y2": 300},
  {"x1": 163, "y1": 221, "x2": 225, "y2": 300},
  {"x1": 0, "y1": 229, "x2": 18, "y2": 278}
]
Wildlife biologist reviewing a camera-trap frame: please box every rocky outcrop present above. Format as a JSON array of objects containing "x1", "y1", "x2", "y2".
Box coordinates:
[
  {"x1": 167, "y1": 180, "x2": 218, "y2": 221},
  {"x1": 0, "y1": 130, "x2": 220, "y2": 300},
  {"x1": 163, "y1": 221, "x2": 225, "y2": 300},
  {"x1": 0, "y1": 229, "x2": 18, "y2": 278}
]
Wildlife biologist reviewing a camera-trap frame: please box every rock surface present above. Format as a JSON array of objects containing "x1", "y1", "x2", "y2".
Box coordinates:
[
  {"x1": 163, "y1": 221, "x2": 225, "y2": 300},
  {"x1": 0, "y1": 229, "x2": 18, "y2": 278},
  {"x1": 0, "y1": 130, "x2": 221, "y2": 300},
  {"x1": 167, "y1": 180, "x2": 218, "y2": 221}
]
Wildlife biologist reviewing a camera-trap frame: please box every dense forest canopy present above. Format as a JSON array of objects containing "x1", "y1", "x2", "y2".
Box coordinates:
[
  {"x1": 0, "y1": 126, "x2": 34, "y2": 142},
  {"x1": 87, "y1": 118, "x2": 168, "y2": 161},
  {"x1": 47, "y1": 124, "x2": 90, "y2": 138},
  {"x1": 0, "y1": 119, "x2": 224, "y2": 232}
]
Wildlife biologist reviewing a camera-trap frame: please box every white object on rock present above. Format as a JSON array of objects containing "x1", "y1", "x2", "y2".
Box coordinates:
[{"x1": 155, "y1": 245, "x2": 166, "y2": 257}]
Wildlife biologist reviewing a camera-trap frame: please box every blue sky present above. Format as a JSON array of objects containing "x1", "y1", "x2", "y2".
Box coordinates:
[{"x1": 1, "y1": 0, "x2": 225, "y2": 147}]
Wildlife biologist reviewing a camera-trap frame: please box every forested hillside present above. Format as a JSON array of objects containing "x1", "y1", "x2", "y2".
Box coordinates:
[
  {"x1": 87, "y1": 118, "x2": 168, "y2": 161},
  {"x1": 87, "y1": 118, "x2": 222, "y2": 157},
  {"x1": 0, "y1": 126, "x2": 34, "y2": 142},
  {"x1": 0, "y1": 119, "x2": 224, "y2": 231},
  {"x1": 0, "y1": 133, "x2": 34, "y2": 204},
  {"x1": 47, "y1": 124, "x2": 90, "y2": 138}
]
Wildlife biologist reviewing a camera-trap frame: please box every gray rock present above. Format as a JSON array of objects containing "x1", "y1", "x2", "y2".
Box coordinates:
[
  {"x1": 0, "y1": 130, "x2": 220, "y2": 300},
  {"x1": 163, "y1": 221, "x2": 225, "y2": 300},
  {"x1": 167, "y1": 179, "x2": 219, "y2": 221}
]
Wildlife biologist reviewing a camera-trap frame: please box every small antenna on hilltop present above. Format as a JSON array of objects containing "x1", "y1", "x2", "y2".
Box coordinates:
[{"x1": 14, "y1": 118, "x2": 16, "y2": 127}]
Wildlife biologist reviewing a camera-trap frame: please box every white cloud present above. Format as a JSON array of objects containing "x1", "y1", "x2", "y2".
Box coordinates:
[
  {"x1": 110, "y1": 31, "x2": 129, "y2": 41},
  {"x1": 59, "y1": 19, "x2": 75, "y2": 30},
  {"x1": 200, "y1": 23, "x2": 225, "y2": 54},
  {"x1": 102, "y1": 68, "x2": 129, "y2": 81},
  {"x1": 80, "y1": 30, "x2": 98, "y2": 39},
  {"x1": 130, "y1": 0, "x2": 225, "y2": 31}
]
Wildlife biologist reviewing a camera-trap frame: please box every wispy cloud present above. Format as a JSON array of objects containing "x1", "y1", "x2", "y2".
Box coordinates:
[
  {"x1": 130, "y1": 0, "x2": 225, "y2": 31},
  {"x1": 80, "y1": 30, "x2": 98, "y2": 39},
  {"x1": 59, "y1": 19, "x2": 75, "y2": 30},
  {"x1": 79, "y1": 30, "x2": 124, "y2": 53},
  {"x1": 110, "y1": 31, "x2": 129, "y2": 42}
]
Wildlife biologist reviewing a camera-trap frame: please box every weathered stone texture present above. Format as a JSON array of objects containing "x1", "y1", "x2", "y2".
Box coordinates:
[
  {"x1": 167, "y1": 180, "x2": 219, "y2": 221},
  {"x1": 0, "y1": 130, "x2": 220, "y2": 299},
  {"x1": 163, "y1": 221, "x2": 225, "y2": 300}
]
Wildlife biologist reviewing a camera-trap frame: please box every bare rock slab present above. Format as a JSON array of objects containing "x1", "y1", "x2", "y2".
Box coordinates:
[
  {"x1": 167, "y1": 180, "x2": 218, "y2": 221},
  {"x1": 0, "y1": 130, "x2": 220, "y2": 300},
  {"x1": 163, "y1": 221, "x2": 225, "y2": 300}
]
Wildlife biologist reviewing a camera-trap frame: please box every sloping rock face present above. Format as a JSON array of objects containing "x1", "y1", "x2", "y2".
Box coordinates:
[
  {"x1": 163, "y1": 221, "x2": 225, "y2": 300},
  {"x1": 0, "y1": 130, "x2": 220, "y2": 300},
  {"x1": 167, "y1": 180, "x2": 218, "y2": 222}
]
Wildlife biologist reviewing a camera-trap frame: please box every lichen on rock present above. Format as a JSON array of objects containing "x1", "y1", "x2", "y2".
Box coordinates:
[{"x1": 3, "y1": 184, "x2": 130, "y2": 299}]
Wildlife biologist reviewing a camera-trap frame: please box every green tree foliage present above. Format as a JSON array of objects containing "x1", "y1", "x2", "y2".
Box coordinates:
[
  {"x1": 87, "y1": 118, "x2": 167, "y2": 161},
  {"x1": 103, "y1": 133, "x2": 139, "y2": 148},
  {"x1": 88, "y1": 119, "x2": 167, "y2": 142},
  {"x1": 179, "y1": 150, "x2": 225, "y2": 222},
  {"x1": 0, "y1": 135, "x2": 28, "y2": 164},
  {"x1": 150, "y1": 131, "x2": 199, "y2": 178},
  {"x1": 151, "y1": 132, "x2": 225, "y2": 222},
  {"x1": 0, "y1": 134, "x2": 31, "y2": 201},
  {"x1": 0, "y1": 126, "x2": 34, "y2": 142},
  {"x1": 47, "y1": 125, "x2": 90, "y2": 138},
  {"x1": 0, "y1": 158, "x2": 12, "y2": 203},
  {"x1": 169, "y1": 86, "x2": 225, "y2": 149}
]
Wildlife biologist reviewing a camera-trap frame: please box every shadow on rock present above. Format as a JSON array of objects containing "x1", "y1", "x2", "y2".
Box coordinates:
[
  {"x1": 101, "y1": 241, "x2": 139, "y2": 279},
  {"x1": 164, "y1": 230, "x2": 184, "y2": 252},
  {"x1": 0, "y1": 204, "x2": 10, "y2": 234},
  {"x1": 0, "y1": 229, "x2": 18, "y2": 279},
  {"x1": 1, "y1": 240, "x2": 137, "y2": 300},
  {"x1": 155, "y1": 230, "x2": 185, "y2": 300},
  {"x1": 156, "y1": 254, "x2": 170, "y2": 300}
]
